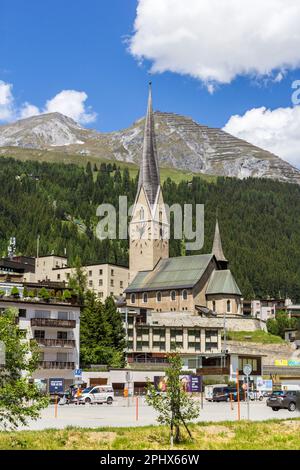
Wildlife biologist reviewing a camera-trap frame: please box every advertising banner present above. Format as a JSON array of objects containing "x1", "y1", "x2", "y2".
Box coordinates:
[
  {"x1": 154, "y1": 375, "x2": 202, "y2": 393},
  {"x1": 49, "y1": 378, "x2": 64, "y2": 394}
]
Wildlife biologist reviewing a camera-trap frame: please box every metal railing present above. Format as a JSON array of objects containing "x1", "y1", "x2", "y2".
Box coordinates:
[
  {"x1": 31, "y1": 318, "x2": 76, "y2": 328},
  {"x1": 38, "y1": 361, "x2": 75, "y2": 369},
  {"x1": 33, "y1": 338, "x2": 76, "y2": 348}
]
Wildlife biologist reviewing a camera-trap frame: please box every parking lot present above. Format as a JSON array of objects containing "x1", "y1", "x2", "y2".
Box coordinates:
[{"x1": 20, "y1": 397, "x2": 300, "y2": 430}]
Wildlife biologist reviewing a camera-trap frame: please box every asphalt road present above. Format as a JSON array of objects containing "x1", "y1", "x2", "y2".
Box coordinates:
[{"x1": 20, "y1": 397, "x2": 300, "y2": 430}]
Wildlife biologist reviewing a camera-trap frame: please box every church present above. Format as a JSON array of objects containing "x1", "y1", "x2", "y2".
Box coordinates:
[{"x1": 124, "y1": 84, "x2": 242, "y2": 367}]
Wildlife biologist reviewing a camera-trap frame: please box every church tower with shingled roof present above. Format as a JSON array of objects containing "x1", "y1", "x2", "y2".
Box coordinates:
[{"x1": 129, "y1": 83, "x2": 169, "y2": 279}]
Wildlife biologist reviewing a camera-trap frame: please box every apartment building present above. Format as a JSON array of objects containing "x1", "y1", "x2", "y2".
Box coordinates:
[
  {"x1": 0, "y1": 297, "x2": 80, "y2": 391},
  {"x1": 120, "y1": 307, "x2": 223, "y2": 370},
  {"x1": 35, "y1": 255, "x2": 130, "y2": 300}
]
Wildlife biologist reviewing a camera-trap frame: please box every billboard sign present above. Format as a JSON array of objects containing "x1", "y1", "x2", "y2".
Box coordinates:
[
  {"x1": 49, "y1": 378, "x2": 64, "y2": 394},
  {"x1": 257, "y1": 377, "x2": 273, "y2": 392},
  {"x1": 154, "y1": 375, "x2": 202, "y2": 393}
]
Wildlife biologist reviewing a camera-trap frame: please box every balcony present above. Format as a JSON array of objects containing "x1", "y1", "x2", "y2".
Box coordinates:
[
  {"x1": 31, "y1": 318, "x2": 76, "y2": 328},
  {"x1": 39, "y1": 361, "x2": 75, "y2": 369},
  {"x1": 33, "y1": 339, "x2": 76, "y2": 348}
]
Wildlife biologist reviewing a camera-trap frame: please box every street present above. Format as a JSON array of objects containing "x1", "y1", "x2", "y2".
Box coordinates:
[{"x1": 20, "y1": 397, "x2": 300, "y2": 430}]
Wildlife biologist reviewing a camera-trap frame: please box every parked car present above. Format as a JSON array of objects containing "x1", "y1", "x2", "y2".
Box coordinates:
[
  {"x1": 266, "y1": 390, "x2": 300, "y2": 412},
  {"x1": 78, "y1": 385, "x2": 114, "y2": 405},
  {"x1": 248, "y1": 390, "x2": 264, "y2": 401},
  {"x1": 205, "y1": 384, "x2": 228, "y2": 401},
  {"x1": 212, "y1": 386, "x2": 245, "y2": 402}
]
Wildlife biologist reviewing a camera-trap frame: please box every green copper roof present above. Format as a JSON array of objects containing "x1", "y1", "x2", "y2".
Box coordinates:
[
  {"x1": 126, "y1": 254, "x2": 214, "y2": 292},
  {"x1": 206, "y1": 270, "x2": 242, "y2": 296}
]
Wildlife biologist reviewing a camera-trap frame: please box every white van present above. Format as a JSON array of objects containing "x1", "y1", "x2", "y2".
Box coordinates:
[{"x1": 79, "y1": 385, "x2": 114, "y2": 405}]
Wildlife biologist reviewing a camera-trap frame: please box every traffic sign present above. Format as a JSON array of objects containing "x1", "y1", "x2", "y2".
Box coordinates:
[
  {"x1": 74, "y1": 369, "x2": 82, "y2": 377},
  {"x1": 243, "y1": 364, "x2": 252, "y2": 376}
]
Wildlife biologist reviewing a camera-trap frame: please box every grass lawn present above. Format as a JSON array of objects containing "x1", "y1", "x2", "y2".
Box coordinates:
[
  {"x1": 225, "y1": 330, "x2": 285, "y2": 344},
  {"x1": 1, "y1": 419, "x2": 300, "y2": 450}
]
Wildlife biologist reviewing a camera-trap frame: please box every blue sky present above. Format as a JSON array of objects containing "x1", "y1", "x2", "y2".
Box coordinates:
[{"x1": 1, "y1": 0, "x2": 300, "y2": 166}]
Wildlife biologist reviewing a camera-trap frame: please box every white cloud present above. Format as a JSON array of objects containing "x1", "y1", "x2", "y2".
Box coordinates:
[
  {"x1": 44, "y1": 90, "x2": 97, "y2": 124},
  {"x1": 0, "y1": 81, "x2": 14, "y2": 121},
  {"x1": 19, "y1": 102, "x2": 41, "y2": 120},
  {"x1": 0, "y1": 81, "x2": 97, "y2": 124},
  {"x1": 223, "y1": 106, "x2": 300, "y2": 168},
  {"x1": 130, "y1": 0, "x2": 300, "y2": 89}
]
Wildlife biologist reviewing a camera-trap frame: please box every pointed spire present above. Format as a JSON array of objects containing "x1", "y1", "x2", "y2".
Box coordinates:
[
  {"x1": 138, "y1": 82, "x2": 160, "y2": 206},
  {"x1": 212, "y1": 219, "x2": 228, "y2": 266}
]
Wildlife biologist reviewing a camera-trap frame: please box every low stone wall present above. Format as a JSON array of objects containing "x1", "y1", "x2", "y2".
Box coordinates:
[{"x1": 223, "y1": 317, "x2": 266, "y2": 332}]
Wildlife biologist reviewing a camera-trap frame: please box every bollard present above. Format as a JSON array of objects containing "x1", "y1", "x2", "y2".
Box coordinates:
[
  {"x1": 136, "y1": 396, "x2": 139, "y2": 421},
  {"x1": 236, "y1": 369, "x2": 241, "y2": 421},
  {"x1": 54, "y1": 395, "x2": 58, "y2": 418},
  {"x1": 230, "y1": 393, "x2": 234, "y2": 411}
]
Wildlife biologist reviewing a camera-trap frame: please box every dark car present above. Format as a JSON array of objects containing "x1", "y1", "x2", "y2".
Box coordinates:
[
  {"x1": 213, "y1": 386, "x2": 245, "y2": 402},
  {"x1": 266, "y1": 390, "x2": 300, "y2": 412}
]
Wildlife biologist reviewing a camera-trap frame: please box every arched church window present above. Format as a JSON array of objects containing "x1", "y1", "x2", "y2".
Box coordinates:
[
  {"x1": 227, "y1": 300, "x2": 231, "y2": 313},
  {"x1": 131, "y1": 294, "x2": 136, "y2": 304},
  {"x1": 156, "y1": 292, "x2": 162, "y2": 302},
  {"x1": 143, "y1": 293, "x2": 148, "y2": 303},
  {"x1": 140, "y1": 207, "x2": 145, "y2": 220},
  {"x1": 170, "y1": 290, "x2": 176, "y2": 301},
  {"x1": 212, "y1": 300, "x2": 216, "y2": 312},
  {"x1": 182, "y1": 290, "x2": 188, "y2": 301}
]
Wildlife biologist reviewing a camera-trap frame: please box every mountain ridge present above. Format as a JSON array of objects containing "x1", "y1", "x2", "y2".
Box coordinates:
[{"x1": 1, "y1": 111, "x2": 300, "y2": 184}]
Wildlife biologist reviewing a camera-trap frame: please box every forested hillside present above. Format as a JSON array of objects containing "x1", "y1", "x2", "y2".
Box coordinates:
[{"x1": 1, "y1": 157, "x2": 300, "y2": 300}]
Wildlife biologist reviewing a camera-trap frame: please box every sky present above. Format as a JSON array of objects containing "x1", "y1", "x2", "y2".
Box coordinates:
[{"x1": 1, "y1": 0, "x2": 300, "y2": 166}]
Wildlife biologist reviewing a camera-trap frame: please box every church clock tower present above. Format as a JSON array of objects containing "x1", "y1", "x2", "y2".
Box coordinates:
[{"x1": 129, "y1": 83, "x2": 169, "y2": 280}]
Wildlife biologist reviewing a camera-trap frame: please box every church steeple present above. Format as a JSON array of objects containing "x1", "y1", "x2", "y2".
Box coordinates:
[
  {"x1": 138, "y1": 82, "x2": 160, "y2": 206},
  {"x1": 212, "y1": 219, "x2": 228, "y2": 270}
]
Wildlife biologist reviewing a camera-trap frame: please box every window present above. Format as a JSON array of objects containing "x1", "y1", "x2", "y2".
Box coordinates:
[
  {"x1": 89, "y1": 280, "x2": 93, "y2": 287},
  {"x1": 182, "y1": 290, "x2": 188, "y2": 301},
  {"x1": 57, "y1": 352, "x2": 68, "y2": 362},
  {"x1": 212, "y1": 301, "x2": 216, "y2": 312},
  {"x1": 57, "y1": 274, "x2": 61, "y2": 280},
  {"x1": 35, "y1": 310, "x2": 50, "y2": 319},
  {"x1": 66, "y1": 273, "x2": 70, "y2": 280},
  {"x1": 99, "y1": 279, "x2": 103, "y2": 286},
  {"x1": 110, "y1": 279, "x2": 114, "y2": 287},
  {"x1": 99, "y1": 269, "x2": 103, "y2": 276},
  {"x1": 227, "y1": 300, "x2": 231, "y2": 313},
  {"x1": 18, "y1": 309, "x2": 26, "y2": 318},
  {"x1": 89, "y1": 270, "x2": 92, "y2": 277},
  {"x1": 140, "y1": 207, "x2": 145, "y2": 220},
  {"x1": 143, "y1": 293, "x2": 148, "y2": 303},
  {"x1": 131, "y1": 294, "x2": 136, "y2": 304},
  {"x1": 156, "y1": 292, "x2": 162, "y2": 302},
  {"x1": 57, "y1": 331, "x2": 68, "y2": 340},
  {"x1": 58, "y1": 311, "x2": 68, "y2": 320},
  {"x1": 120, "y1": 281, "x2": 123, "y2": 289},
  {"x1": 238, "y1": 357, "x2": 259, "y2": 373},
  {"x1": 34, "y1": 330, "x2": 45, "y2": 339},
  {"x1": 98, "y1": 292, "x2": 103, "y2": 298},
  {"x1": 111, "y1": 269, "x2": 114, "y2": 276},
  {"x1": 170, "y1": 290, "x2": 176, "y2": 301}
]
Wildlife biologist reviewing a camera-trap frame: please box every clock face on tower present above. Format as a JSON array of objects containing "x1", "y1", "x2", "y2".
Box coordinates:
[{"x1": 130, "y1": 222, "x2": 147, "y2": 240}]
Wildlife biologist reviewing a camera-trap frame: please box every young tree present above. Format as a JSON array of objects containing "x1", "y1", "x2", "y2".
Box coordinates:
[
  {"x1": 267, "y1": 310, "x2": 298, "y2": 338},
  {"x1": 0, "y1": 309, "x2": 48, "y2": 429},
  {"x1": 146, "y1": 353, "x2": 200, "y2": 444},
  {"x1": 68, "y1": 257, "x2": 87, "y2": 305}
]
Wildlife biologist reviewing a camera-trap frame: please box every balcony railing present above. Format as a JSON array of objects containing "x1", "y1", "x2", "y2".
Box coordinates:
[
  {"x1": 33, "y1": 339, "x2": 76, "y2": 348},
  {"x1": 39, "y1": 361, "x2": 75, "y2": 369},
  {"x1": 31, "y1": 318, "x2": 76, "y2": 328}
]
